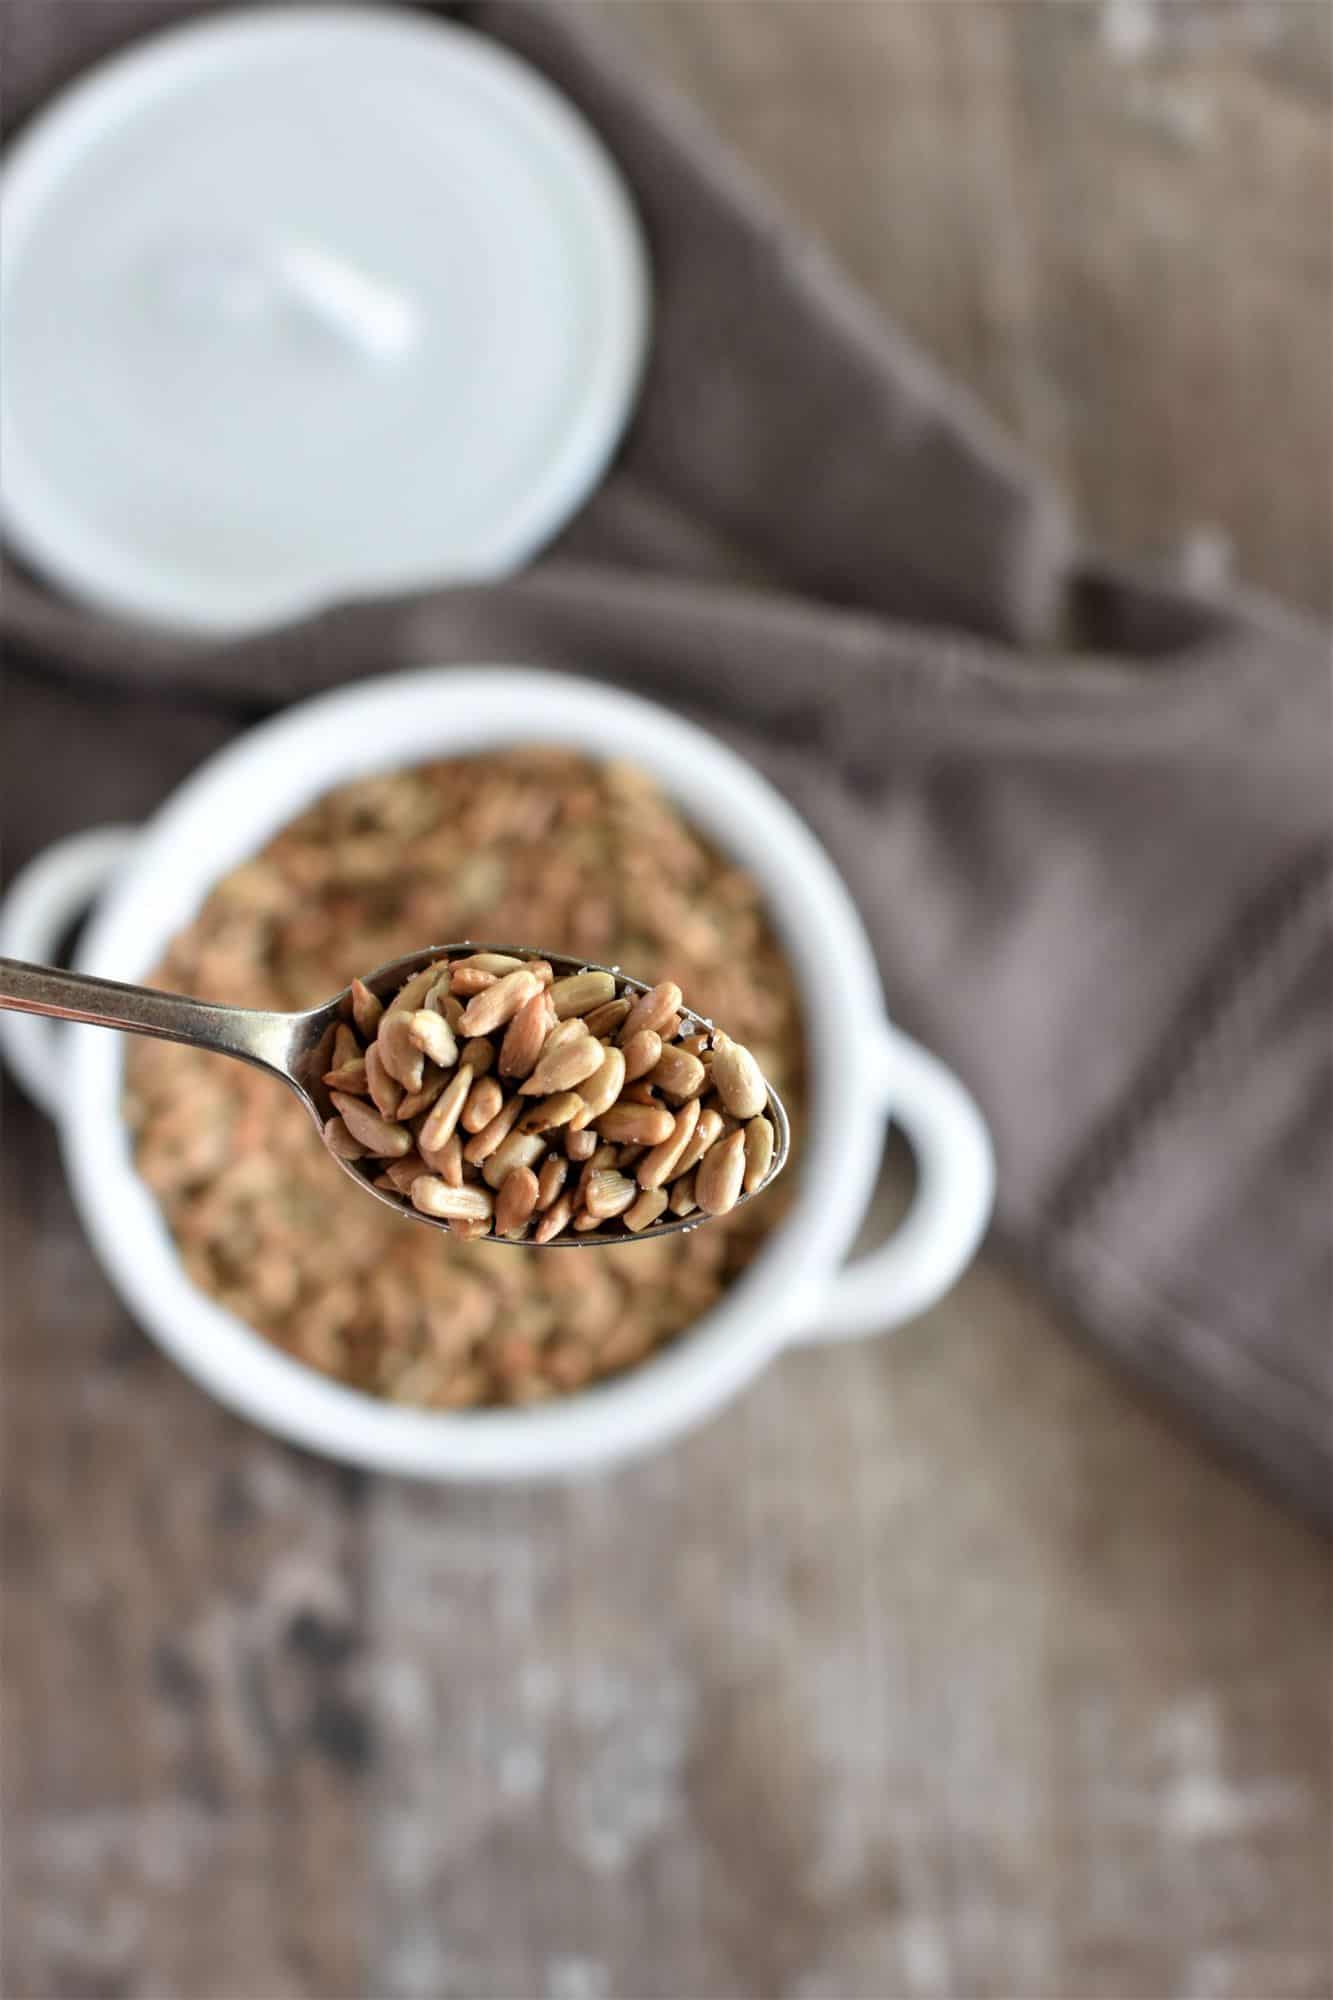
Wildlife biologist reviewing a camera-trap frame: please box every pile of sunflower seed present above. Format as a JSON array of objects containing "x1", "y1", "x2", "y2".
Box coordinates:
[
  {"x1": 125, "y1": 750, "x2": 803, "y2": 1407},
  {"x1": 324, "y1": 949, "x2": 778, "y2": 1243}
]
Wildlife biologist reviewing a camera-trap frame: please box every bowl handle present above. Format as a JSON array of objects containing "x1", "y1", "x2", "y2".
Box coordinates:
[
  {"x1": 0, "y1": 826, "x2": 138, "y2": 1118},
  {"x1": 786, "y1": 1021, "x2": 995, "y2": 1345}
]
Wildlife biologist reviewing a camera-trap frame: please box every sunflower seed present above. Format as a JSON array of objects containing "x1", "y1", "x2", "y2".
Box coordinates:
[
  {"x1": 617, "y1": 981, "x2": 682, "y2": 1045},
  {"x1": 673, "y1": 1106, "x2": 725, "y2": 1180},
  {"x1": 550, "y1": 970, "x2": 617, "y2": 1019},
  {"x1": 482, "y1": 1130, "x2": 547, "y2": 1191},
  {"x1": 568, "y1": 1044, "x2": 625, "y2": 1127},
  {"x1": 410, "y1": 1177, "x2": 493, "y2": 1222},
  {"x1": 450, "y1": 966, "x2": 497, "y2": 996},
  {"x1": 647, "y1": 1044, "x2": 706, "y2": 1103},
  {"x1": 518, "y1": 1091, "x2": 585, "y2": 1134},
  {"x1": 582, "y1": 996, "x2": 632, "y2": 1038},
  {"x1": 576, "y1": 1143, "x2": 618, "y2": 1199},
  {"x1": 696, "y1": 1128, "x2": 747, "y2": 1215},
  {"x1": 395, "y1": 1063, "x2": 449, "y2": 1120},
  {"x1": 392, "y1": 1072, "x2": 444, "y2": 1120},
  {"x1": 323, "y1": 1115, "x2": 366, "y2": 1161},
  {"x1": 452, "y1": 952, "x2": 526, "y2": 977},
  {"x1": 377, "y1": 1011, "x2": 426, "y2": 1091},
  {"x1": 350, "y1": 977, "x2": 383, "y2": 1039},
  {"x1": 495, "y1": 1165, "x2": 540, "y2": 1237},
  {"x1": 533, "y1": 1190, "x2": 576, "y2": 1244},
  {"x1": 332, "y1": 1091, "x2": 412, "y2": 1158},
  {"x1": 519, "y1": 1031, "x2": 602, "y2": 1097},
  {"x1": 382, "y1": 1151, "x2": 428, "y2": 1194},
  {"x1": 710, "y1": 1034, "x2": 769, "y2": 1120},
  {"x1": 623, "y1": 1187, "x2": 669, "y2": 1233},
  {"x1": 331, "y1": 1023, "x2": 361, "y2": 1070},
  {"x1": 384, "y1": 966, "x2": 438, "y2": 1018},
  {"x1": 321, "y1": 1056, "x2": 369, "y2": 1094},
  {"x1": 460, "y1": 1076, "x2": 504, "y2": 1134},
  {"x1": 408, "y1": 1008, "x2": 458, "y2": 1069},
  {"x1": 418, "y1": 1067, "x2": 472, "y2": 1152},
  {"x1": 365, "y1": 1042, "x2": 404, "y2": 1119},
  {"x1": 535, "y1": 1155, "x2": 568, "y2": 1211},
  {"x1": 635, "y1": 1098, "x2": 702, "y2": 1190},
  {"x1": 743, "y1": 1115, "x2": 775, "y2": 1192},
  {"x1": 538, "y1": 1016, "x2": 589, "y2": 1059},
  {"x1": 583, "y1": 1170, "x2": 638, "y2": 1220},
  {"x1": 498, "y1": 990, "x2": 551, "y2": 1079},
  {"x1": 424, "y1": 1130, "x2": 464, "y2": 1186},
  {"x1": 595, "y1": 1103, "x2": 675, "y2": 1147},
  {"x1": 620, "y1": 1029, "x2": 662, "y2": 1083},
  {"x1": 459, "y1": 968, "x2": 542, "y2": 1037},
  {"x1": 462, "y1": 1094, "x2": 524, "y2": 1164}
]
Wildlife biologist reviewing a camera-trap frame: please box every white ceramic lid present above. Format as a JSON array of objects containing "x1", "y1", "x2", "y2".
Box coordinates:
[{"x1": 0, "y1": 5, "x2": 649, "y2": 634}]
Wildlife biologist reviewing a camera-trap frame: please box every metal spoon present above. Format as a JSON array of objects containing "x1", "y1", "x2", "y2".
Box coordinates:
[{"x1": 0, "y1": 945, "x2": 790, "y2": 1247}]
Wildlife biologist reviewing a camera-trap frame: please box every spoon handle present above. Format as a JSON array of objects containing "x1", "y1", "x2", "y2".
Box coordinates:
[{"x1": 0, "y1": 957, "x2": 294, "y2": 1074}]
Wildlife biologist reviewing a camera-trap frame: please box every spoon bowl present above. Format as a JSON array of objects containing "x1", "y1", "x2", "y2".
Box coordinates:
[{"x1": 0, "y1": 943, "x2": 790, "y2": 1246}]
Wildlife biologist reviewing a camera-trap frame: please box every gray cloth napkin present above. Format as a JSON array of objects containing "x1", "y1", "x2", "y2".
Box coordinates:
[{"x1": 4, "y1": 1, "x2": 1330, "y2": 1518}]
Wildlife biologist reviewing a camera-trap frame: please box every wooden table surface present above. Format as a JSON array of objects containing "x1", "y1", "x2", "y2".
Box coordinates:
[{"x1": 3, "y1": 6, "x2": 1329, "y2": 1997}]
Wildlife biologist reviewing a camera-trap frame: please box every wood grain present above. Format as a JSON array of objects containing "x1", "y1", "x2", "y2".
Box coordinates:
[
  {"x1": 3, "y1": 6, "x2": 1330, "y2": 1997},
  {"x1": 611, "y1": 0, "x2": 1332, "y2": 617},
  {"x1": 1, "y1": 1100, "x2": 370, "y2": 1999}
]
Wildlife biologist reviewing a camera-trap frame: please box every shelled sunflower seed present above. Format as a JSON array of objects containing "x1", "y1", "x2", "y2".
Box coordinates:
[
  {"x1": 321, "y1": 952, "x2": 779, "y2": 1243},
  {"x1": 126, "y1": 749, "x2": 803, "y2": 1408}
]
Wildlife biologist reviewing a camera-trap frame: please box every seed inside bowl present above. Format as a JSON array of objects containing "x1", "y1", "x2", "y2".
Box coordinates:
[
  {"x1": 125, "y1": 749, "x2": 804, "y2": 1408},
  {"x1": 323, "y1": 954, "x2": 780, "y2": 1244}
]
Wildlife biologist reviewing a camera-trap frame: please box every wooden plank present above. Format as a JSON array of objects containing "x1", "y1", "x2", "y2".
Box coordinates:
[
  {"x1": 362, "y1": 1222, "x2": 1331, "y2": 1998},
  {"x1": 610, "y1": 0, "x2": 1333, "y2": 616}
]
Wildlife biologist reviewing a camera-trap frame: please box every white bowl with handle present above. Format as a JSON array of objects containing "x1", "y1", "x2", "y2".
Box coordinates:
[{"x1": 0, "y1": 668, "x2": 993, "y2": 1480}]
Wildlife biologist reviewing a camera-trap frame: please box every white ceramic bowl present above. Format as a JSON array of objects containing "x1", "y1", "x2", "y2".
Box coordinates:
[{"x1": 0, "y1": 669, "x2": 993, "y2": 1480}]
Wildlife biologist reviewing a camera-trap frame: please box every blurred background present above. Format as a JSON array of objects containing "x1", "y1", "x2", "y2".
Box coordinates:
[{"x1": 2, "y1": 4, "x2": 1330, "y2": 1997}]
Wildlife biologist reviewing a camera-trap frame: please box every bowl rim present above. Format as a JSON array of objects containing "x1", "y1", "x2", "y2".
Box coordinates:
[{"x1": 64, "y1": 667, "x2": 891, "y2": 1477}]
